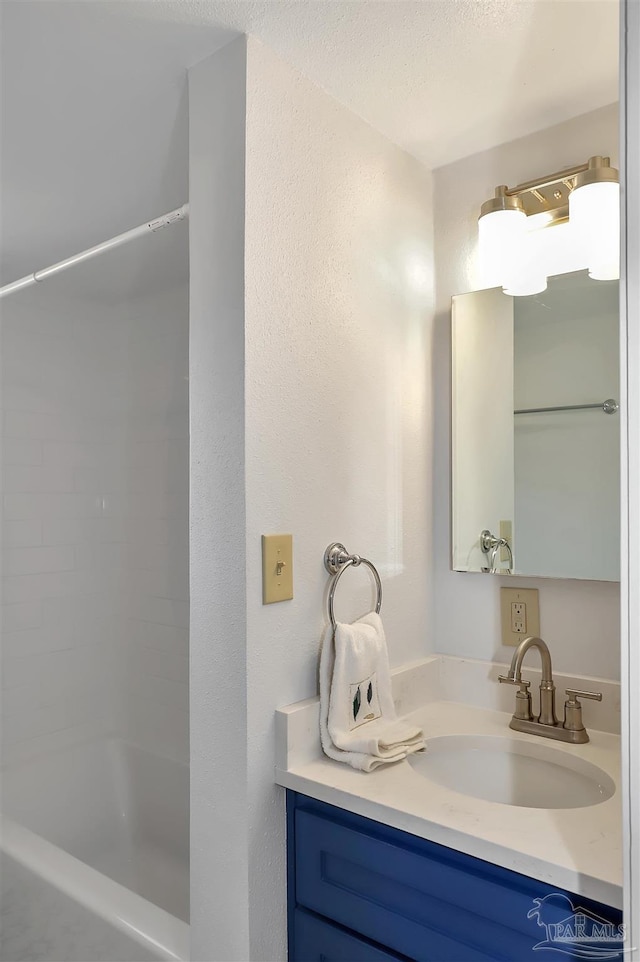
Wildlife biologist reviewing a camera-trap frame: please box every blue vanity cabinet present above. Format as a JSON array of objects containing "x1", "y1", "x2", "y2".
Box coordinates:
[{"x1": 286, "y1": 791, "x2": 624, "y2": 962}]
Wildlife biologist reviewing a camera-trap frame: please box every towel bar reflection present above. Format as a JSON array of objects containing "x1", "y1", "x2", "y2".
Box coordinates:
[
  {"x1": 480, "y1": 529, "x2": 514, "y2": 574},
  {"x1": 514, "y1": 398, "x2": 619, "y2": 416},
  {"x1": 324, "y1": 543, "x2": 383, "y2": 631}
]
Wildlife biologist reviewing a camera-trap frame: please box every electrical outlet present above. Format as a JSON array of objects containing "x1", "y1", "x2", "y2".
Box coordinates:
[
  {"x1": 501, "y1": 587, "x2": 540, "y2": 647},
  {"x1": 511, "y1": 602, "x2": 526, "y2": 633}
]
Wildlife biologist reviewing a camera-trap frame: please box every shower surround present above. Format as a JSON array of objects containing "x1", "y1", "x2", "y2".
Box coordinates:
[{"x1": 0, "y1": 279, "x2": 189, "y2": 960}]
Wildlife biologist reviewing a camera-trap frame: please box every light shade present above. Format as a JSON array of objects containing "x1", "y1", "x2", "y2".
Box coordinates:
[
  {"x1": 478, "y1": 207, "x2": 527, "y2": 289},
  {"x1": 502, "y1": 227, "x2": 548, "y2": 296},
  {"x1": 569, "y1": 179, "x2": 620, "y2": 281}
]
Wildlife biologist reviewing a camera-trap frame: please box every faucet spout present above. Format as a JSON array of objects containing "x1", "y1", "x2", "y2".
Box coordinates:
[
  {"x1": 508, "y1": 636, "x2": 554, "y2": 685},
  {"x1": 505, "y1": 636, "x2": 557, "y2": 726}
]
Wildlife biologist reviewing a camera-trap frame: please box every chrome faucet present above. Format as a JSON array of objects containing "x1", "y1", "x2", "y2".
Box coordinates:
[{"x1": 498, "y1": 636, "x2": 602, "y2": 744}]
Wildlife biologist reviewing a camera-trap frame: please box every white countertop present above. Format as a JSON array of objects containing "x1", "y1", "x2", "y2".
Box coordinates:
[{"x1": 275, "y1": 659, "x2": 623, "y2": 909}]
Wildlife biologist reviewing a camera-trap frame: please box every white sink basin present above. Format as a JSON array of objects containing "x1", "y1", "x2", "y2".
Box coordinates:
[{"x1": 408, "y1": 734, "x2": 615, "y2": 809}]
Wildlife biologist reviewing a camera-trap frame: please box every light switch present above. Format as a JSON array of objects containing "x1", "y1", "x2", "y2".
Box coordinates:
[
  {"x1": 500, "y1": 587, "x2": 540, "y2": 647},
  {"x1": 262, "y1": 534, "x2": 293, "y2": 604}
]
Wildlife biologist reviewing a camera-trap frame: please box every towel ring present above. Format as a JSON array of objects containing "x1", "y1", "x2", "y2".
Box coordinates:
[{"x1": 324, "y1": 542, "x2": 383, "y2": 631}]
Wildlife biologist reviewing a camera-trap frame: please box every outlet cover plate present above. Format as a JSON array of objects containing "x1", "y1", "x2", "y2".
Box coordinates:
[
  {"x1": 500, "y1": 587, "x2": 540, "y2": 647},
  {"x1": 262, "y1": 534, "x2": 293, "y2": 604}
]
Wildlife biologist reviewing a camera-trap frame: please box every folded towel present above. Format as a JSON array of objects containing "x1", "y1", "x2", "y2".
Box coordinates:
[{"x1": 319, "y1": 611, "x2": 425, "y2": 772}]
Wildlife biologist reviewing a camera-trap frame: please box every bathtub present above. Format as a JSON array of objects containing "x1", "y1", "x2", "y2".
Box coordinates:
[{"x1": 0, "y1": 738, "x2": 189, "y2": 962}]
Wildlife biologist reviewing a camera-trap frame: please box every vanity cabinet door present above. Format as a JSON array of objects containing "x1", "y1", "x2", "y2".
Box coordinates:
[
  {"x1": 293, "y1": 909, "x2": 405, "y2": 962},
  {"x1": 287, "y1": 792, "x2": 624, "y2": 962},
  {"x1": 293, "y1": 807, "x2": 501, "y2": 962}
]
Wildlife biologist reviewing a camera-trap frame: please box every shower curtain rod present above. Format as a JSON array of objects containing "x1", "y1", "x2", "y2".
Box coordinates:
[{"x1": 0, "y1": 204, "x2": 189, "y2": 300}]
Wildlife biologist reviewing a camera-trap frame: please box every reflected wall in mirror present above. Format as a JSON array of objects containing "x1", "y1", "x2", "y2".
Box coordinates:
[{"x1": 452, "y1": 270, "x2": 619, "y2": 581}]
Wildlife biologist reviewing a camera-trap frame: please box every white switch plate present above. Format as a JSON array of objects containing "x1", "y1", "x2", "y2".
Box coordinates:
[{"x1": 501, "y1": 587, "x2": 540, "y2": 647}]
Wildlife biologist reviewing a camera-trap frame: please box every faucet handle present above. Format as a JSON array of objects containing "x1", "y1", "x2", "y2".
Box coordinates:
[
  {"x1": 499, "y1": 675, "x2": 533, "y2": 721},
  {"x1": 563, "y1": 689, "x2": 602, "y2": 737},
  {"x1": 565, "y1": 688, "x2": 603, "y2": 702},
  {"x1": 498, "y1": 675, "x2": 530, "y2": 689}
]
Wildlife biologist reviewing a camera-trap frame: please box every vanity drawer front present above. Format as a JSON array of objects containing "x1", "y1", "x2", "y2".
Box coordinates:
[
  {"x1": 295, "y1": 808, "x2": 517, "y2": 961},
  {"x1": 292, "y1": 909, "x2": 406, "y2": 962}
]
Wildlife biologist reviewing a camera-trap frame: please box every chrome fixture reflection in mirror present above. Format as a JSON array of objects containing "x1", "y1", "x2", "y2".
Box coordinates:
[
  {"x1": 478, "y1": 156, "x2": 620, "y2": 296},
  {"x1": 452, "y1": 271, "x2": 620, "y2": 582},
  {"x1": 480, "y1": 530, "x2": 513, "y2": 574}
]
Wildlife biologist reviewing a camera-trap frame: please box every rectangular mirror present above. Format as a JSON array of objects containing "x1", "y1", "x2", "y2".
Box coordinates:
[{"x1": 452, "y1": 270, "x2": 619, "y2": 581}]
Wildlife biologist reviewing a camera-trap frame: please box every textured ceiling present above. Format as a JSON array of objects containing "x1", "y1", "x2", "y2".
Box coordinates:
[{"x1": 0, "y1": 0, "x2": 619, "y2": 298}]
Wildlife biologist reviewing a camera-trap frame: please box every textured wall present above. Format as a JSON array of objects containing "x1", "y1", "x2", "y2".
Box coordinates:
[
  {"x1": 433, "y1": 103, "x2": 621, "y2": 679},
  {"x1": 189, "y1": 35, "x2": 434, "y2": 961},
  {"x1": 243, "y1": 37, "x2": 434, "y2": 961}
]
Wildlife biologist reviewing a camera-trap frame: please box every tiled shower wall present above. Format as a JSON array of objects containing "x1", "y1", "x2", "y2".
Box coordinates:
[
  {"x1": 120, "y1": 286, "x2": 189, "y2": 763},
  {"x1": 1, "y1": 282, "x2": 189, "y2": 767}
]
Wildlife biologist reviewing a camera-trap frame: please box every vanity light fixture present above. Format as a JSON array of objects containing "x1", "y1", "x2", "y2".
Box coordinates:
[
  {"x1": 569, "y1": 156, "x2": 620, "y2": 281},
  {"x1": 478, "y1": 155, "x2": 620, "y2": 295}
]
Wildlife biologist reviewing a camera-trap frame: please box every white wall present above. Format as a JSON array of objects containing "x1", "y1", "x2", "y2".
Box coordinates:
[
  {"x1": 189, "y1": 36, "x2": 249, "y2": 962},
  {"x1": 620, "y1": 0, "x2": 640, "y2": 948},
  {"x1": 189, "y1": 35, "x2": 434, "y2": 962},
  {"x1": 1, "y1": 280, "x2": 189, "y2": 770},
  {"x1": 433, "y1": 103, "x2": 621, "y2": 680}
]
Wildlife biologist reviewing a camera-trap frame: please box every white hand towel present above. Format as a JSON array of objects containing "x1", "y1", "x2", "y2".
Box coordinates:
[{"x1": 319, "y1": 611, "x2": 425, "y2": 772}]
